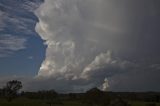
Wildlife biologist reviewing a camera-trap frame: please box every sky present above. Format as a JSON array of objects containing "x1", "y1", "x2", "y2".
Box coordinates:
[{"x1": 0, "y1": 0, "x2": 160, "y2": 92}]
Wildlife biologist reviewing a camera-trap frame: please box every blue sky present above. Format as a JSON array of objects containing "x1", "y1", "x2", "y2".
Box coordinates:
[{"x1": 0, "y1": 0, "x2": 45, "y2": 76}]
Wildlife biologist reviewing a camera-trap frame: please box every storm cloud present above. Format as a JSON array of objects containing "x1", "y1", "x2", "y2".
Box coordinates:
[{"x1": 32, "y1": 0, "x2": 160, "y2": 92}]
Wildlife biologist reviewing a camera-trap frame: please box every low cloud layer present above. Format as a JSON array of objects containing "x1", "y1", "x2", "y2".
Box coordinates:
[{"x1": 33, "y1": 0, "x2": 160, "y2": 92}]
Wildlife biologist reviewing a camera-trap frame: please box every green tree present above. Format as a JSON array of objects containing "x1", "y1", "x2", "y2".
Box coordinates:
[{"x1": 3, "y1": 80, "x2": 22, "y2": 102}]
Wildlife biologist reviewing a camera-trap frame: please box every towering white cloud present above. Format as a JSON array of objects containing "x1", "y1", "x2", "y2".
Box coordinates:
[
  {"x1": 35, "y1": 0, "x2": 128, "y2": 74},
  {"x1": 34, "y1": 0, "x2": 159, "y2": 92}
]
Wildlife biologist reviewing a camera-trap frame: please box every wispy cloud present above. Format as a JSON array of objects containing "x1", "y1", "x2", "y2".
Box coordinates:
[
  {"x1": 0, "y1": 0, "x2": 43, "y2": 57},
  {"x1": 22, "y1": 0, "x2": 42, "y2": 12},
  {"x1": 0, "y1": 10, "x2": 7, "y2": 31},
  {"x1": 5, "y1": 15, "x2": 36, "y2": 35},
  {"x1": 0, "y1": 34, "x2": 27, "y2": 57},
  {"x1": 28, "y1": 56, "x2": 33, "y2": 59},
  {"x1": 0, "y1": 0, "x2": 42, "y2": 36}
]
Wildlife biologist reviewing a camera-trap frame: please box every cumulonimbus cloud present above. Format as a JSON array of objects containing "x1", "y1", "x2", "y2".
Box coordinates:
[
  {"x1": 34, "y1": 0, "x2": 160, "y2": 92},
  {"x1": 34, "y1": 0, "x2": 133, "y2": 91}
]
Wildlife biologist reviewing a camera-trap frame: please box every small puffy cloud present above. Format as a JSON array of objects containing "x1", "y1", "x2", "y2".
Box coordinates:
[
  {"x1": 28, "y1": 56, "x2": 33, "y2": 59},
  {"x1": 102, "y1": 78, "x2": 109, "y2": 91}
]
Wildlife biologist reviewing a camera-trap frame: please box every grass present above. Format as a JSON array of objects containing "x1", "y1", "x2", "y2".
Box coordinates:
[
  {"x1": 0, "y1": 98, "x2": 160, "y2": 106},
  {"x1": 0, "y1": 98, "x2": 84, "y2": 106},
  {"x1": 0, "y1": 98, "x2": 45, "y2": 106},
  {"x1": 129, "y1": 101, "x2": 160, "y2": 106}
]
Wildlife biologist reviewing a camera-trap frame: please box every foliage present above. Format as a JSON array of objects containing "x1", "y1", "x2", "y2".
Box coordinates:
[
  {"x1": 84, "y1": 87, "x2": 110, "y2": 106},
  {"x1": 3, "y1": 80, "x2": 22, "y2": 102}
]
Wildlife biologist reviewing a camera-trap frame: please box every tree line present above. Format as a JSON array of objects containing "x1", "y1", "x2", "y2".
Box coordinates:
[{"x1": 0, "y1": 80, "x2": 160, "y2": 106}]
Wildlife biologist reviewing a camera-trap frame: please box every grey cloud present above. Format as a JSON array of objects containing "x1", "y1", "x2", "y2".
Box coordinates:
[
  {"x1": 35, "y1": 0, "x2": 132, "y2": 78},
  {"x1": 0, "y1": 75, "x2": 94, "y2": 92},
  {"x1": 80, "y1": 51, "x2": 136, "y2": 79},
  {"x1": 109, "y1": 69, "x2": 160, "y2": 92},
  {"x1": 33, "y1": 0, "x2": 160, "y2": 92}
]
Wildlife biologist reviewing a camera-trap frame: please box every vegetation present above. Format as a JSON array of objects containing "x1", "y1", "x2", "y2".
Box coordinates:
[
  {"x1": 0, "y1": 80, "x2": 160, "y2": 106},
  {"x1": 2, "y1": 80, "x2": 22, "y2": 102}
]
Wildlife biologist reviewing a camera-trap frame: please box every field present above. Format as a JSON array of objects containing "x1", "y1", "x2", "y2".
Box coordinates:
[
  {"x1": 0, "y1": 98, "x2": 160, "y2": 106},
  {"x1": 1, "y1": 87, "x2": 160, "y2": 106}
]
